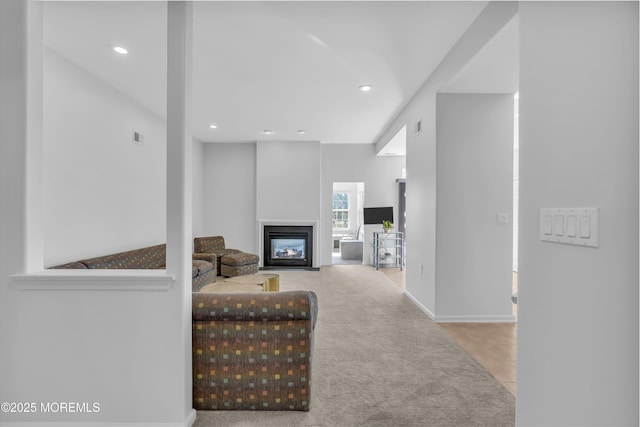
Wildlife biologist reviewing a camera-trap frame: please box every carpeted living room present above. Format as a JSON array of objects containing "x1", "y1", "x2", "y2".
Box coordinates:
[
  {"x1": 1, "y1": 1, "x2": 638, "y2": 427},
  {"x1": 192, "y1": 265, "x2": 515, "y2": 427}
]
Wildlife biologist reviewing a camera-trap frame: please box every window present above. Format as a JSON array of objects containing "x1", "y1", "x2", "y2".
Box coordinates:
[{"x1": 332, "y1": 192, "x2": 349, "y2": 229}]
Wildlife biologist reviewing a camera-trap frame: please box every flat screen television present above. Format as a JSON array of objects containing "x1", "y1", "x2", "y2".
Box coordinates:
[{"x1": 363, "y1": 207, "x2": 393, "y2": 225}]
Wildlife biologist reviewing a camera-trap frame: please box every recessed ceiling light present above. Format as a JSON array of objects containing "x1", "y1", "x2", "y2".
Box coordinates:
[
  {"x1": 359, "y1": 84, "x2": 372, "y2": 92},
  {"x1": 297, "y1": 130, "x2": 306, "y2": 134},
  {"x1": 209, "y1": 124, "x2": 217, "y2": 129},
  {"x1": 112, "y1": 46, "x2": 128, "y2": 55},
  {"x1": 263, "y1": 130, "x2": 273, "y2": 135}
]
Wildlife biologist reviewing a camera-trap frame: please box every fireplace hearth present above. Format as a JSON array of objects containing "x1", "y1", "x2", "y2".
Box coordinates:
[{"x1": 262, "y1": 225, "x2": 314, "y2": 270}]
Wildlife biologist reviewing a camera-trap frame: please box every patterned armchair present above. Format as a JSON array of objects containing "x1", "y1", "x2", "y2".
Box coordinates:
[
  {"x1": 194, "y1": 236, "x2": 259, "y2": 277},
  {"x1": 192, "y1": 290, "x2": 318, "y2": 411}
]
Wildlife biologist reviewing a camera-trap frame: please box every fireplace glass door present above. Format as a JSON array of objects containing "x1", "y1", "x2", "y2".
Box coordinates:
[{"x1": 263, "y1": 226, "x2": 313, "y2": 269}]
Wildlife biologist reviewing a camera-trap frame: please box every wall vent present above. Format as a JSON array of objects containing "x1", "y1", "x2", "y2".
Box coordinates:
[{"x1": 132, "y1": 130, "x2": 144, "y2": 145}]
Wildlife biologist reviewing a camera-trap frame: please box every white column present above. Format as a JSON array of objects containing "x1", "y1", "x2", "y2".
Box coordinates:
[
  {"x1": 166, "y1": 0, "x2": 195, "y2": 420},
  {"x1": 24, "y1": 0, "x2": 44, "y2": 273},
  {"x1": 0, "y1": 0, "x2": 43, "y2": 276},
  {"x1": 0, "y1": 0, "x2": 43, "y2": 405},
  {"x1": 517, "y1": 2, "x2": 638, "y2": 425}
]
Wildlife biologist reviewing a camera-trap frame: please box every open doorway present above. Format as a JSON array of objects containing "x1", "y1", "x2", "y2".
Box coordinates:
[{"x1": 331, "y1": 182, "x2": 364, "y2": 265}]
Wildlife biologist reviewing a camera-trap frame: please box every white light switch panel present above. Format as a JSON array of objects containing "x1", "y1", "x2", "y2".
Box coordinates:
[{"x1": 540, "y1": 207, "x2": 599, "y2": 248}]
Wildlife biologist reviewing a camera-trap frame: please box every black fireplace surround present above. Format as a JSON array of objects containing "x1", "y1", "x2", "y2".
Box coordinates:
[{"x1": 263, "y1": 225, "x2": 313, "y2": 269}]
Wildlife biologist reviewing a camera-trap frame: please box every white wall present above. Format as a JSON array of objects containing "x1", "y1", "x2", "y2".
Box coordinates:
[
  {"x1": 517, "y1": 3, "x2": 638, "y2": 426},
  {"x1": 192, "y1": 138, "x2": 205, "y2": 238},
  {"x1": 321, "y1": 144, "x2": 405, "y2": 266},
  {"x1": 256, "y1": 141, "x2": 321, "y2": 222},
  {"x1": 201, "y1": 143, "x2": 257, "y2": 252},
  {"x1": 400, "y1": 92, "x2": 438, "y2": 315},
  {"x1": 255, "y1": 141, "x2": 322, "y2": 266},
  {"x1": 2, "y1": 274, "x2": 190, "y2": 425},
  {"x1": 435, "y1": 93, "x2": 514, "y2": 322},
  {"x1": 1, "y1": 2, "x2": 194, "y2": 426},
  {"x1": 43, "y1": 49, "x2": 206, "y2": 263},
  {"x1": 43, "y1": 48, "x2": 167, "y2": 266},
  {"x1": 1, "y1": 4, "x2": 43, "y2": 420},
  {"x1": 200, "y1": 142, "x2": 404, "y2": 266},
  {"x1": 375, "y1": 3, "x2": 519, "y2": 318}
]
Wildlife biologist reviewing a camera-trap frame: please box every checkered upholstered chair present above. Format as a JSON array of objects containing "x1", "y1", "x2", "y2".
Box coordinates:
[
  {"x1": 194, "y1": 236, "x2": 241, "y2": 274},
  {"x1": 193, "y1": 236, "x2": 259, "y2": 277},
  {"x1": 192, "y1": 290, "x2": 318, "y2": 411}
]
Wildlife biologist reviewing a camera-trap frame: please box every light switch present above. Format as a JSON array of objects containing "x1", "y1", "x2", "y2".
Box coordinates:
[
  {"x1": 580, "y1": 215, "x2": 591, "y2": 238},
  {"x1": 543, "y1": 215, "x2": 552, "y2": 235},
  {"x1": 554, "y1": 215, "x2": 564, "y2": 236},
  {"x1": 566, "y1": 215, "x2": 577, "y2": 237},
  {"x1": 540, "y1": 207, "x2": 598, "y2": 248}
]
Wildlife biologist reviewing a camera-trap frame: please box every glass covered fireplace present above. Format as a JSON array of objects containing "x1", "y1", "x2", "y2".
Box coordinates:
[{"x1": 263, "y1": 225, "x2": 313, "y2": 269}]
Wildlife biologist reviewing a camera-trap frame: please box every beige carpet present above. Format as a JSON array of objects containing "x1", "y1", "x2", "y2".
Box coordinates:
[{"x1": 193, "y1": 265, "x2": 515, "y2": 427}]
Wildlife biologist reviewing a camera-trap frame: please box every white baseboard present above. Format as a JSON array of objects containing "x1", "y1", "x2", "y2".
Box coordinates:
[
  {"x1": 434, "y1": 314, "x2": 517, "y2": 323},
  {"x1": 185, "y1": 409, "x2": 197, "y2": 427},
  {"x1": 0, "y1": 425, "x2": 188, "y2": 427},
  {"x1": 403, "y1": 290, "x2": 436, "y2": 320},
  {"x1": 403, "y1": 290, "x2": 516, "y2": 323},
  {"x1": 1, "y1": 410, "x2": 197, "y2": 427}
]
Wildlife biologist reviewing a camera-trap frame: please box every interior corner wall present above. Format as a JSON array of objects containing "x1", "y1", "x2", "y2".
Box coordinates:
[
  {"x1": 517, "y1": 2, "x2": 639, "y2": 426},
  {"x1": 202, "y1": 143, "x2": 257, "y2": 253},
  {"x1": 43, "y1": 48, "x2": 167, "y2": 266},
  {"x1": 373, "y1": 2, "x2": 519, "y2": 318},
  {"x1": 402, "y1": 94, "x2": 438, "y2": 317},
  {"x1": 435, "y1": 93, "x2": 514, "y2": 322},
  {"x1": 374, "y1": 90, "x2": 437, "y2": 316},
  {"x1": 321, "y1": 144, "x2": 405, "y2": 266}
]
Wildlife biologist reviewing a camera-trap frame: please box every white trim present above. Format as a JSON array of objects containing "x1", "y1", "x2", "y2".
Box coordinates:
[
  {"x1": 433, "y1": 314, "x2": 517, "y2": 323},
  {"x1": 258, "y1": 219, "x2": 320, "y2": 268},
  {"x1": 403, "y1": 290, "x2": 516, "y2": 323},
  {"x1": 10, "y1": 270, "x2": 174, "y2": 291},
  {"x1": 0, "y1": 424, "x2": 188, "y2": 427},
  {"x1": 185, "y1": 408, "x2": 196, "y2": 427},
  {"x1": 403, "y1": 290, "x2": 436, "y2": 320},
  {"x1": 0, "y1": 410, "x2": 196, "y2": 427}
]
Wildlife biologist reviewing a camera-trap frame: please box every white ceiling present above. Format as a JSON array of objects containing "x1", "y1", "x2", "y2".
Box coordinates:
[{"x1": 43, "y1": 1, "x2": 517, "y2": 147}]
